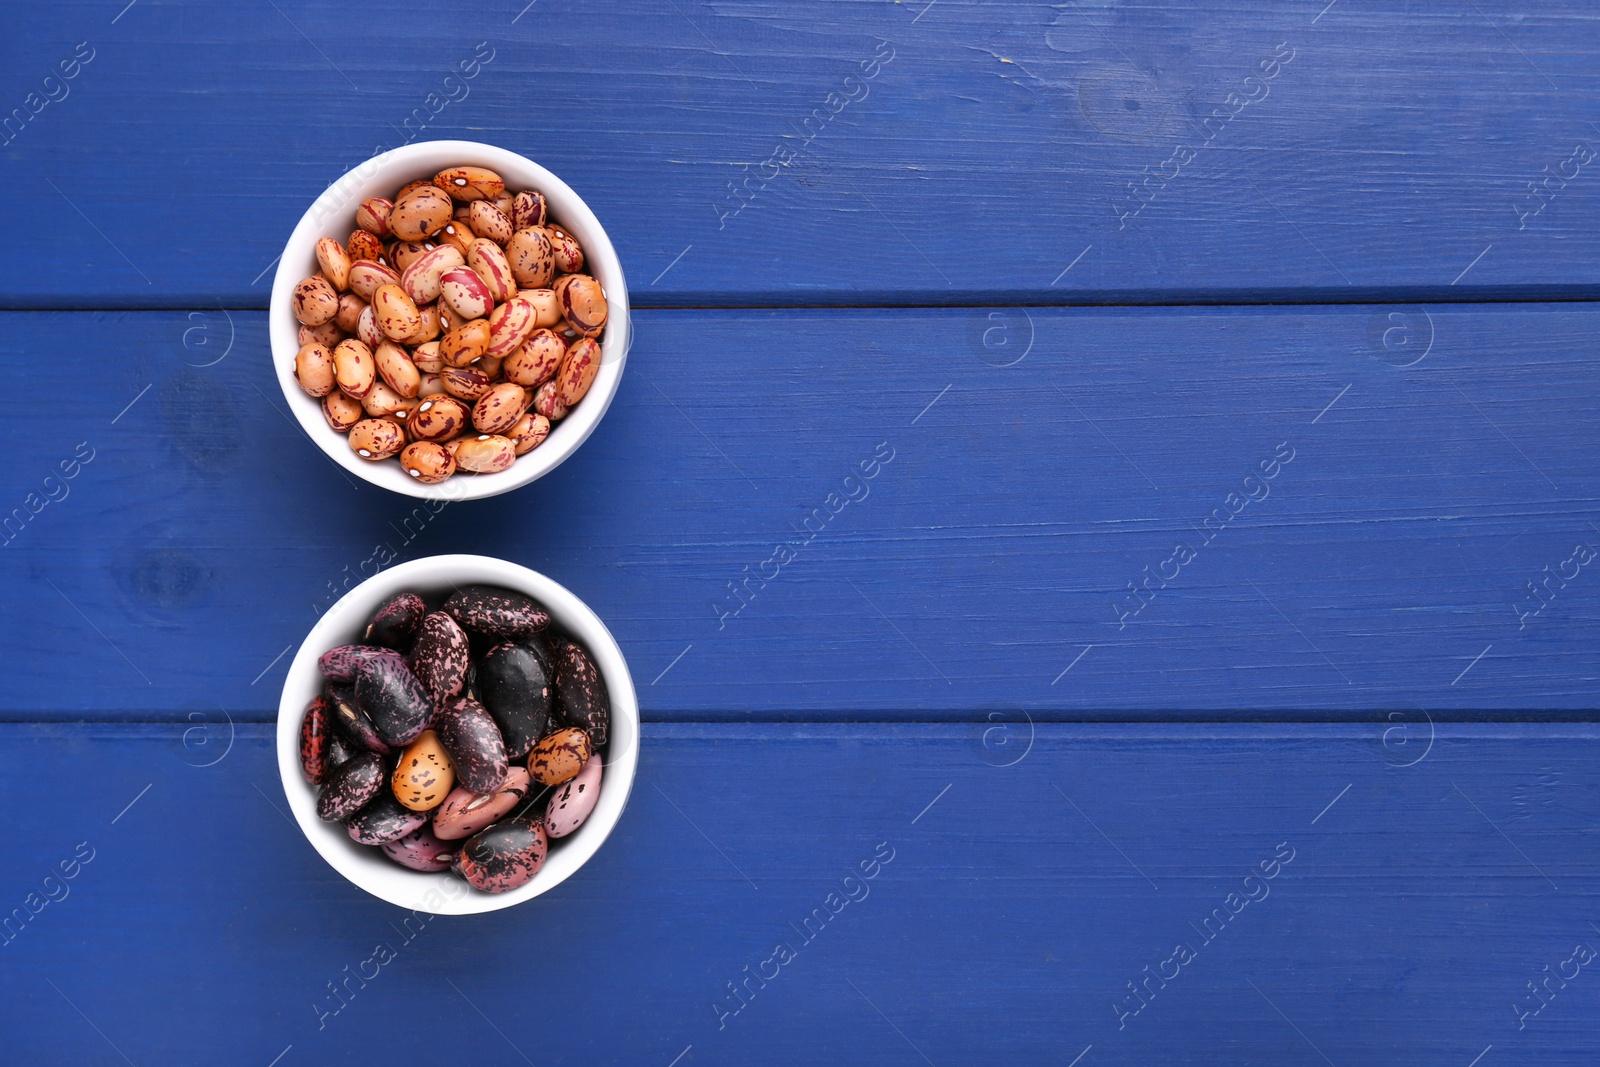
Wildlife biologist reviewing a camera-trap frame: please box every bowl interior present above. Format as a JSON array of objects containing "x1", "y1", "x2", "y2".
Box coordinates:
[
  {"x1": 270, "y1": 140, "x2": 631, "y2": 501},
  {"x1": 276, "y1": 554, "x2": 638, "y2": 914}
]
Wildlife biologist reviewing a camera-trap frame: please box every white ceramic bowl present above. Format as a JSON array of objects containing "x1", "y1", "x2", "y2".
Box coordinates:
[
  {"x1": 276, "y1": 555, "x2": 639, "y2": 914},
  {"x1": 270, "y1": 140, "x2": 631, "y2": 500}
]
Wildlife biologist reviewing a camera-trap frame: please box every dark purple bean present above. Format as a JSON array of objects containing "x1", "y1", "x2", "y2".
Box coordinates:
[
  {"x1": 327, "y1": 731, "x2": 357, "y2": 771},
  {"x1": 318, "y1": 644, "x2": 403, "y2": 684},
  {"x1": 299, "y1": 696, "x2": 332, "y2": 785},
  {"x1": 382, "y1": 823, "x2": 457, "y2": 872},
  {"x1": 409, "y1": 611, "x2": 470, "y2": 705},
  {"x1": 477, "y1": 642, "x2": 552, "y2": 761},
  {"x1": 455, "y1": 816, "x2": 548, "y2": 893},
  {"x1": 326, "y1": 682, "x2": 391, "y2": 755},
  {"x1": 316, "y1": 752, "x2": 384, "y2": 821},
  {"x1": 434, "y1": 695, "x2": 509, "y2": 794},
  {"x1": 364, "y1": 592, "x2": 426, "y2": 650},
  {"x1": 345, "y1": 791, "x2": 430, "y2": 845},
  {"x1": 354, "y1": 654, "x2": 433, "y2": 747},
  {"x1": 549, "y1": 634, "x2": 610, "y2": 748},
  {"x1": 443, "y1": 584, "x2": 550, "y2": 640}
]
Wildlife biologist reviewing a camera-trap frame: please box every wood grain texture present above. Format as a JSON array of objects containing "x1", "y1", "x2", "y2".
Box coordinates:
[
  {"x1": 0, "y1": 305, "x2": 1594, "y2": 718},
  {"x1": 3, "y1": 1, "x2": 1600, "y2": 305},
  {"x1": 2, "y1": 723, "x2": 1597, "y2": 1065}
]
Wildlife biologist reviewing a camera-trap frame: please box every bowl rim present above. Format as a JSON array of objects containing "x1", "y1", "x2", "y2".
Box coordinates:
[
  {"x1": 270, "y1": 139, "x2": 631, "y2": 501},
  {"x1": 275, "y1": 554, "x2": 639, "y2": 915}
]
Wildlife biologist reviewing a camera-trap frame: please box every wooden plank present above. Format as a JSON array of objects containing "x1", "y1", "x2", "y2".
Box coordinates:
[
  {"x1": 5, "y1": 1, "x2": 1600, "y2": 305},
  {"x1": 2, "y1": 305, "x2": 1595, "y2": 718},
  {"x1": 2, "y1": 722, "x2": 1597, "y2": 1064}
]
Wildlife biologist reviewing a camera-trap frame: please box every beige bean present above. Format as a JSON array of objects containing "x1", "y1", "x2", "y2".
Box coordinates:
[
  {"x1": 400, "y1": 440, "x2": 456, "y2": 484},
  {"x1": 411, "y1": 341, "x2": 445, "y2": 374},
  {"x1": 505, "y1": 227, "x2": 554, "y2": 287},
  {"x1": 519, "y1": 288, "x2": 563, "y2": 328},
  {"x1": 323, "y1": 390, "x2": 364, "y2": 432},
  {"x1": 298, "y1": 320, "x2": 343, "y2": 348},
  {"x1": 556, "y1": 337, "x2": 601, "y2": 407},
  {"x1": 408, "y1": 395, "x2": 470, "y2": 441},
  {"x1": 434, "y1": 219, "x2": 476, "y2": 254},
  {"x1": 503, "y1": 329, "x2": 564, "y2": 387},
  {"x1": 440, "y1": 367, "x2": 493, "y2": 402},
  {"x1": 512, "y1": 190, "x2": 547, "y2": 230},
  {"x1": 486, "y1": 296, "x2": 537, "y2": 359},
  {"x1": 294, "y1": 342, "x2": 336, "y2": 397},
  {"x1": 356, "y1": 197, "x2": 394, "y2": 237},
  {"x1": 507, "y1": 411, "x2": 551, "y2": 455},
  {"x1": 362, "y1": 381, "x2": 413, "y2": 418},
  {"x1": 454, "y1": 434, "x2": 516, "y2": 473},
  {"x1": 467, "y1": 239, "x2": 517, "y2": 304},
  {"x1": 413, "y1": 301, "x2": 442, "y2": 343},
  {"x1": 491, "y1": 191, "x2": 515, "y2": 218},
  {"x1": 347, "y1": 229, "x2": 386, "y2": 264},
  {"x1": 348, "y1": 259, "x2": 401, "y2": 302},
  {"x1": 441, "y1": 319, "x2": 491, "y2": 367},
  {"x1": 291, "y1": 274, "x2": 339, "y2": 326},
  {"x1": 477, "y1": 354, "x2": 503, "y2": 378},
  {"x1": 440, "y1": 267, "x2": 494, "y2": 320},
  {"x1": 472, "y1": 382, "x2": 529, "y2": 435},
  {"x1": 438, "y1": 299, "x2": 468, "y2": 333},
  {"x1": 388, "y1": 240, "x2": 433, "y2": 272},
  {"x1": 315, "y1": 238, "x2": 352, "y2": 292},
  {"x1": 556, "y1": 274, "x2": 607, "y2": 336},
  {"x1": 390, "y1": 185, "x2": 455, "y2": 241},
  {"x1": 356, "y1": 303, "x2": 382, "y2": 349},
  {"x1": 396, "y1": 179, "x2": 433, "y2": 199},
  {"x1": 434, "y1": 166, "x2": 506, "y2": 202},
  {"x1": 333, "y1": 339, "x2": 377, "y2": 399},
  {"x1": 546, "y1": 225, "x2": 584, "y2": 273},
  {"x1": 334, "y1": 292, "x2": 366, "y2": 334},
  {"x1": 348, "y1": 418, "x2": 405, "y2": 460},
  {"x1": 533, "y1": 379, "x2": 567, "y2": 421},
  {"x1": 374, "y1": 342, "x2": 421, "y2": 398},
  {"x1": 417, "y1": 372, "x2": 445, "y2": 397},
  {"x1": 373, "y1": 284, "x2": 423, "y2": 342},
  {"x1": 468, "y1": 200, "x2": 513, "y2": 245},
  {"x1": 399, "y1": 244, "x2": 464, "y2": 305}
]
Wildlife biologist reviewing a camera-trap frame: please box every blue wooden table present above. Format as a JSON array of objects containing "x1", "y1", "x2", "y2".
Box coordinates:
[{"x1": 4, "y1": 2, "x2": 1599, "y2": 1063}]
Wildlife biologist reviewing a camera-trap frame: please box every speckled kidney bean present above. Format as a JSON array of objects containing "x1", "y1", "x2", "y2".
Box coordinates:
[
  {"x1": 549, "y1": 632, "x2": 610, "y2": 747},
  {"x1": 521, "y1": 288, "x2": 563, "y2": 328},
  {"x1": 348, "y1": 417, "x2": 405, "y2": 461},
  {"x1": 389, "y1": 239, "x2": 432, "y2": 272},
  {"x1": 315, "y1": 237, "x2": 352, "y2": 292},
  {"x1": 411, "y1": 341, "x2": 444, "y2": 374},
  {"x1": 373, "y1": 284, "x2": 423, "y2": 342},
  {"x1": 445, "y1": 585, "x2": 551, "y2": 640},
  {"x1": 440, "y1": 366, "x2": 493, "y2": 402},
  {"x1": 299, "y1": 695, "x2": 333, "y2": 785},
  {"x1": 556, "y1": 337, "x2": 601, "y2": 406},
  {"x1": 374, "y1": 342, "x2": 421, "y2": 398},
  {"x1": 400, "y1": 440, "x2": 456, "y2": 484},
  {"x1": 323, "y1": 391, "x2": 364, "y2": 432},
  {"x1": 455, "y1": 816, "x2": 547, "y2": 892},
  {"x1": 363, "y1": 592, "x2": 425, "y2": 649},
  {"x1": 440, "y1": 266, "x2": 494, "y2": 320},
  {"x1": 467, "y1": 239, "x2": 517, "y2": 305},
  {"x1": 485, "y1": 296, "x2": 537, "y2": 360},
  {"x1": 383, "y1": 823, "x2": 456, "y2": 872},
  {"x1": 362, "y1": 382, "x2": 413, "y2": 419},
  {"x1": 434, "y1": 219, "x2": 476, "y2": 254},
  {"x1": 543, "y1": 752, "x2": 602, "y2": 838},
  {"x1": 409, "y1": 610, "x2": 471, "y2": 703},
  {"x1": 477, "y1": 642, "x2": 552, "y2": 760},
  {"x1": 390, "y1": 184, "x2": 455, "y2": 241},
  {"x1": 453, "y1": 434, "x2": 516, "y2": 473},
  {"x1": 503, "y1": 329, "x2": 563, "y2": 387},
  {"x1": 299, "y1": 320, "x2": 343, "y2": 348},
  {"x1": 545, "y1": 225, "x2": 584, "y2": 273},
  {"x1": 400, "y1": 244, "x2": 464, "y2": 305},
  {"x1": 294, "y1": 342, "x2": 336, "y2": 397},
  {"x1": 435, "y1": 695, "x2": 510, "y2": 793},
  {"x1": 347, "y1": 229, "x2": 386, "y2": 264},
  {"x1": 435, "y1": 166, "x2": 506, "y2": 202},
  {"x1": 292, "y1": 274, "x2": 339, "y2": 326},
  {"x1": 527, "y1": 726, "x2": 592, "y2": 787},
  {"x1": 334, "y1": 293, "x2": 365, "y2": 333},
  {"x1": 357, "y1": 303, "x2": 383, "y2": 349},
  {"x1": 326, "y1": 682, "x2": 392, "y2": 754},
  {"x1": 348, "y1": 259, "x2": 400, "y2": 302},
  {"x1": 472, "y1": 383, "x2": 528, "y2": 435},
  {"x1": 512, "y1": 189, "x2": 547, "y2": 230},
  {"x1": 354, "y1": 650, "x2": 433, "y2": 745},
  {"x1": 468, "y1": 200, "x2": 513, "y2": 245},
  {"x1": 556, "y1": 274, "x2": 607, "y2": 337},
  {"x1": 356, "y1": 197, "x2": 394, "y2": 236},
  {"x1": 319, "y1": 644, "x2": 403, "y2": 684},
  {"x1": 346, "y1": 791, "x2": 429, "y2": 845},
  {"x1": 533, "y1": 379, "x2": 568, "y2": 421},
  {"x1": 505, "y1": 227, "x2": 555, "y2": 288},
  {"x1": 432, "y1": 767, "x2": 530, "y2": 841},
  {"x1": 507, "y1": 412, "x2": 551, "y2": 455},
  {"x1": 333, "y1": 339, "x2": 376, "y2": 399},
  {"x1": 407, "y1": 394, "x2": 470, "y2": 442},
  {"x1": 441, "y1": 319, "x2": 491, "y2": 367},
  {"x1": 316, "y1": 751, "x2": 385, "y2": 821}
]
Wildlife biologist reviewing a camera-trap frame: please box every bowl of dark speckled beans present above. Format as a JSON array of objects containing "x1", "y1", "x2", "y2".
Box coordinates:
[{"x1": 275, "y1": 554, "x2": 638, "y2": 914}]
